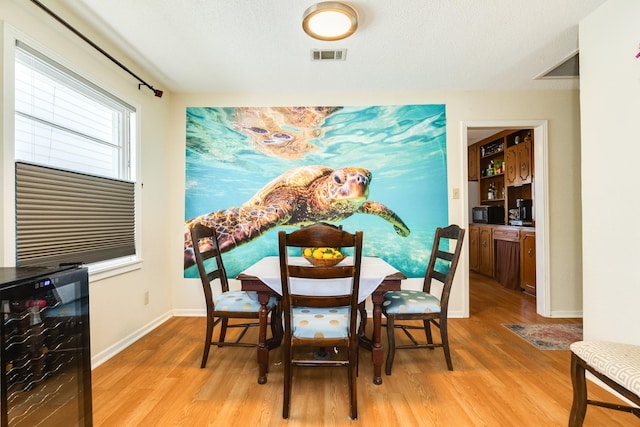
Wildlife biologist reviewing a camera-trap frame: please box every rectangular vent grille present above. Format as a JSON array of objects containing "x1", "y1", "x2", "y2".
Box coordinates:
[{"x1": 311, "y1": 49, "x2": 347, "y2": 61}]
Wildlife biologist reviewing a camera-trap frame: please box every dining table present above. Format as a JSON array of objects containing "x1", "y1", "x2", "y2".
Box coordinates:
[{"x1": 236, "y1": 255, "x2": 406, "y2": 385}]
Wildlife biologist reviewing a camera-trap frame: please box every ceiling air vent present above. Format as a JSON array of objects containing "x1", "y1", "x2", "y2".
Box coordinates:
[
  {"x1": 311, "y1": 49, "x2": 347, "y2": 61},
  {"x1": 536, "y1": 50, "x2": 579, "y2": 80}
]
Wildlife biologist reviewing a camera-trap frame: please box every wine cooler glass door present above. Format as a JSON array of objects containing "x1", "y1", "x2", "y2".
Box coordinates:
[{"x1": 1, "y1": 267, "x2": 91, "y2": 427}]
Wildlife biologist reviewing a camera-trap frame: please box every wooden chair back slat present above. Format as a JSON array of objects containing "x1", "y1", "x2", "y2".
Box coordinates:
[{"x1": 278, "y1": 222, "x2": 363, "y2": 419}]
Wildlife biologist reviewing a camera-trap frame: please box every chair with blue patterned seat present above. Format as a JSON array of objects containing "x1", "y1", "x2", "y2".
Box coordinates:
[
  {"x1": 278, "y1": 223, "x2": 363, "y2": 420},
  {"x1": 190, "y1": 222, "x2": 279, "y2": 369},
  {"x1": 382, "y1": 224, "x2": 465, "y2": 374}
]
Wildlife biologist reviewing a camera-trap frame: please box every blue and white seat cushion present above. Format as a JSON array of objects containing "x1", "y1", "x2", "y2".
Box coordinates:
[
  {"x1": 214, "y1": 291, "x2": 276, "y2": 312},
  {"x1": 383, "y1": 290, "x2": 441, "y2": 314},
  {"x1": 291, "y1": 307, "x2": 360, "y2": 339}
]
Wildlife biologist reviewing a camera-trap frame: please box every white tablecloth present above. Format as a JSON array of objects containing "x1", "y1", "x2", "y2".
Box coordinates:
[{"x1": 241, "y1": 256, "x2": 400, "y2": 304}]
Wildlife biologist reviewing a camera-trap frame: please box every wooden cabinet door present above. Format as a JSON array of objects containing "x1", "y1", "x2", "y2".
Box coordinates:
[
  {"x1": 469, "y1": 226, "x2": 479, "y2": 271},
  {"x1": 520, "y1": 231, "x2": 536, "y2": 295},
  {"x1": 478, "y1": 227, "x2": 493, "y2": 277},
  {"x1": 517, "y1": 141, "x2": 532, "y2": 185},
  {"x1": 505, "y1": 141, "x2": 532, "y2": 187},
  {"x1": 468, "y1": 144, "x2": 479, "y2": 181},
  {"x1": 505, "y1": 146, "x2": 518, "y2": 186}
]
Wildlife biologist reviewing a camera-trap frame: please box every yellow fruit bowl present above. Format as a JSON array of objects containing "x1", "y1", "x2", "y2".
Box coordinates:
[{"x1": 302, "y1": 247, "x2": 345, "y2": 267}]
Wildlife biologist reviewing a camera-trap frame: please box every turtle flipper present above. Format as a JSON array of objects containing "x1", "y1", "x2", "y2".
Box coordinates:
[
  {"x1": 184, "y1": 204, "x2": 292, "y2": 269},
  {"x1": 357, "y1": 201, "x2": 410, "y2": 237}
]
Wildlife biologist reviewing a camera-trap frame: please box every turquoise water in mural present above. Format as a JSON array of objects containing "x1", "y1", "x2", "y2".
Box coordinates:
[{"x1": 184, "y1": 104, "x2": 448, "y2": 279}]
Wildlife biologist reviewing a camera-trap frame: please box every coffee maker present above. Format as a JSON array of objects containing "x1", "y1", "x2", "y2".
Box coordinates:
[{"x1": 517, "y1": 198, "x2": 533, "y2": 225}]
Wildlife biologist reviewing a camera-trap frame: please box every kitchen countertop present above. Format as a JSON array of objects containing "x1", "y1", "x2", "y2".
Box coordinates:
[{"x1": 470, "y1": 223, "x2": 536, "y2": 231}]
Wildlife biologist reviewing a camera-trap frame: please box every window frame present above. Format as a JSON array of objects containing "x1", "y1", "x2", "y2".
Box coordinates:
[
  {"x1": 1, "y1": 27, "x2": 142, "y2": 280},
  {"x1": 14, "y1": 41, "x2": 135, "y2": 181}
]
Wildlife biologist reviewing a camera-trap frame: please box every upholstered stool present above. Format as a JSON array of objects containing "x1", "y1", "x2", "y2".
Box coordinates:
[{"x1": 569, "y1": 341, "x2": 640, "y2": 426}]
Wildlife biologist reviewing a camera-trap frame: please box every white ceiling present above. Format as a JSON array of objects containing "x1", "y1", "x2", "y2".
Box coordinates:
[
  {"x1": 54, "y1": 0, "x2": 607, "y2": 96},
  {"x1": 466, "y1": 127, "x2": 514, "y2": 145}
]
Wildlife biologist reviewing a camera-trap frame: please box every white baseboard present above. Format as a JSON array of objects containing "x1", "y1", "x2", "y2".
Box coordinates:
[
  {"x1": 548, "y1": 310, "x2": 583, "y2": 318},
  {"x1": 173, "y1": 308, "x2": 206, "y2": 317},
  {"x1": 90, "y1": 278, "x2": 478, "y2": 370},
  {"x1": 90, "y1": 311, "x2": 173, "y2": 369}
]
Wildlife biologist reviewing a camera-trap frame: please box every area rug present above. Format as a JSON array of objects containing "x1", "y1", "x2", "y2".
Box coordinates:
[{"x1": 502, "y1": 323, "x2": 583, "y2": 350}]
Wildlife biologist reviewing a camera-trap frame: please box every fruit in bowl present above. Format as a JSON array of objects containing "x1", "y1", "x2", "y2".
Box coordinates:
[{"x1": 303, "y1": 247, "x2": 345, "y2": 266}]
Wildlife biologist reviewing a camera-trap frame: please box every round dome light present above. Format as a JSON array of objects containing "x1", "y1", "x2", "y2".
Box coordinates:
[{"x1": 302, "y1": 2, "x2": 358, "y2": 41}]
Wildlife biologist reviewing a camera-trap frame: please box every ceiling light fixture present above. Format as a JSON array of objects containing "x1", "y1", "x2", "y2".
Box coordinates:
[{"x1": 302, "y1": 2, "x2": 358, "y2": 41}]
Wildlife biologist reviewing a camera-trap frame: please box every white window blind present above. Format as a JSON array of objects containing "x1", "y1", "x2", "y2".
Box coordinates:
[{"x1": 14, "y1": 41, "x2": 137, "y2": 267}]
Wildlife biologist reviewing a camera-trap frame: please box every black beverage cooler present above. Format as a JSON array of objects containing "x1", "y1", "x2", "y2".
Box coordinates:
[{"x1": 0, "y1": 266, "x2": 92, "y2": 426}]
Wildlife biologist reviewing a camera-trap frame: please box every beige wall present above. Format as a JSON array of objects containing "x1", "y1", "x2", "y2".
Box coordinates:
[
  {"x1": 2, "y1": 0, "x2": 585, "y2": 365},
  {"x1": 580, "y1": 0, "x2": 640, "y2": 344},
  {"x1": 1, "y1": 0, "x2": 174, "y2": 365}
]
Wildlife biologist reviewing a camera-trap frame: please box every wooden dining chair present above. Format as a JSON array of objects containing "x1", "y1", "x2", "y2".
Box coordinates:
[
  {"x1": 190, "y1": 222, "x2": 279, "y2": 368},
  {"x1": 382, "y1": 224, "x2": 465, "y2": 374},
  {"x1": 569, "y1": 341, "x2": 640, "y2": 426},
  {"x1": 278, "y1": 223, "x2": 363, "y2": 420}
]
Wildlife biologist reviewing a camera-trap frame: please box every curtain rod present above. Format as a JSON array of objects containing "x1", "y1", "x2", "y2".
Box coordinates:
[{"x1": 30, "y1": 0, "x2": 163, "y2": 98}]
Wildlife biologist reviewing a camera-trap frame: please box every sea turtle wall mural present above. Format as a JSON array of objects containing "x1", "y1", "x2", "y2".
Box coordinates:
[{"x1": 184, "y1": 105, "x2": 448, "y2": 279}]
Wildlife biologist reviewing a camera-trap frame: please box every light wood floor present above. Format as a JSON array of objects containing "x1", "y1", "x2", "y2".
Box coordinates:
[{"x1": 91, "y1": 273, "x2": 636, "y2": 426}]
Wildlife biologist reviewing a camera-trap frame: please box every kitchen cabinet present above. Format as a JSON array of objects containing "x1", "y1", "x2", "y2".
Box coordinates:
[
  {"x1": 468, "y1": 144, "x2": 479, "y2": 181},
  {"x1": 479, "y1": 226, "x2": 493, "y2": 277},
  {"x1": 470, "y1": 225, "x2": 536, "y2": 297},
  {"x1": 469, "y1": 129, "x2": 534, "y2": 227},
  {"x1": 505, "y1": 139, "x2": 532, "y2": 187},
  {"x1": 493, "y1": 227, "x2": 520, "y2": 290},
  {"x1": 469, "y1": 226, "x2": 479, "y2": 270},
  {"x1": 469, "y1": 224, "x2": 493, "y2": 277},
  {"x1": 520, "y1": 230, "x2": 536, "y2": 296},
  {"x1": 492, "y1": 227, "x2": 519, "y2": 242}
]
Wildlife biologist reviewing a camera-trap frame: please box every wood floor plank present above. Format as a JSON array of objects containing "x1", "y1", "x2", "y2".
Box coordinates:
[{"x1": 90, "y1": 272, "x2": 638, "y2": 426}]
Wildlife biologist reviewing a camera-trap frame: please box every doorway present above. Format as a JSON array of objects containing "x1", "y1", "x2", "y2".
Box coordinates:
[{"x1": 462, "y1": 120, "x2": 549, "y2": 317}]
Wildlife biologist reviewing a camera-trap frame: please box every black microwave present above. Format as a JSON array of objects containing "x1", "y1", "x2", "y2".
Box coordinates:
[{"x1": 472, "y1": 205, "x2": 504, "y2": 224}]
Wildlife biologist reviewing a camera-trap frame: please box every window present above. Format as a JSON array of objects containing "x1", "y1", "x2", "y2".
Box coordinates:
[{"x1": 14, "y1": 41, "x2": 137, "y2": 267}]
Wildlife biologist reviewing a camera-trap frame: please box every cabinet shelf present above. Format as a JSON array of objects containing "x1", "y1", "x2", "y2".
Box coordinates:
[
  {"x1": 480, "y1": 173, "x2": 504, "y2": 180},
  {"x1": 480, "y1": 149, "x2": 504, "y2": 159},
  {"x1": 481, "y1": 198, "x2": 504, "y2": 203}
]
